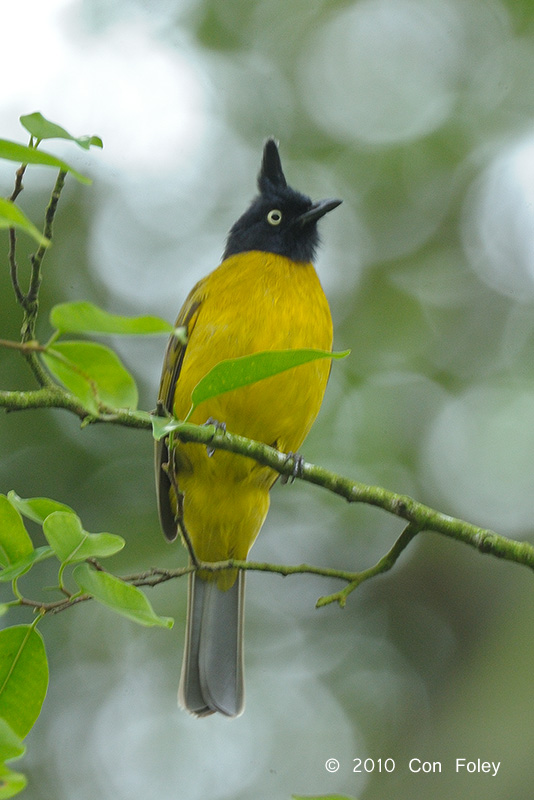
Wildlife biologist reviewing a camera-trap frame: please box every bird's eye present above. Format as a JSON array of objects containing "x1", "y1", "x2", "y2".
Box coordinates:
[{"x1": 267, "y1": 209, "x2": 282, "y2": 226}]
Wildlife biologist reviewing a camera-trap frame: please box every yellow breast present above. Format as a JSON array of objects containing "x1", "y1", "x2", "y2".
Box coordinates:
[
  {"x1": 171, "y1": 251, "x2": 333, "y2": 580},
  {"x1": 174, "y1": 251, "x2": 332, "y2": 438}
]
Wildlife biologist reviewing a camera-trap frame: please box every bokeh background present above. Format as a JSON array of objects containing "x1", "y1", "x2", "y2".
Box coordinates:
[{"x1": 2, "y1": 0, "x2": 534, "y2": 797}]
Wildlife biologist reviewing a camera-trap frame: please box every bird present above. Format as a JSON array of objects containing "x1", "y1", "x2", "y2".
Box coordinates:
[{"x1": 155, "y1": 138, "x2": 341, "y2": 717}]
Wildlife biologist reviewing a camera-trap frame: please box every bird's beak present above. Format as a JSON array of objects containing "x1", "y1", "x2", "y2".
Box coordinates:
[{"x1": 296, "y1": 198, "x2": 342, "y2": 226}]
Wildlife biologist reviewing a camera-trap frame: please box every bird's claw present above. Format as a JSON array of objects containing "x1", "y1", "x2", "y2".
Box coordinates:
[
  {"x1": 204, "y1": 417, "x2": 227, "y2": 457},
  {"x1": 281, "y1": 451, "x2": 304, "y2": 484}
]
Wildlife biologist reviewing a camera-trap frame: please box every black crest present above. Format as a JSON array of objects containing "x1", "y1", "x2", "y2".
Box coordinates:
[{"x1": 258, "y1": 138, "x2": 287, "y2": 193}]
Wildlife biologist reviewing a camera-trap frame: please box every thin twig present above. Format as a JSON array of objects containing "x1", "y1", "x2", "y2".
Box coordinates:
[
  {"x1": 6, "y1": 164, "x2": 68, "y2": 386},
  {"x1": 8, "y1": 229, "x2": 24, "y2": 306},
  {"x1": 316, "y1": 522, "x2": 420, "y2": 607},
  {"x1": 0, "y1": 338, "x2": 46, "y2": 352},
  {"x1": 8, "y1": 164, "x2": 28, "y2": 305},
  {"x1": 19, "y1": 593, "x2": 92, "y2": 615},
  {"x1": 9, "y1": 163, "x2": 27, "y2": 203},
  {"x1": 26, "y1": 170, "x2": 66, "y2": 309}
]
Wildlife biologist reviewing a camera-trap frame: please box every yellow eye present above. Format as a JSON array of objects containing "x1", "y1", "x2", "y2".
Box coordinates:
[{"x1": 267, "y1": 209, "x2": 282, "y2": 226}]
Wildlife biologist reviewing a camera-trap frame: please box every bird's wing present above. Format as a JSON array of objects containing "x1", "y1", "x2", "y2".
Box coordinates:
[{"x1": 155, "y1": 281, "x2": 204, "y2": 541}]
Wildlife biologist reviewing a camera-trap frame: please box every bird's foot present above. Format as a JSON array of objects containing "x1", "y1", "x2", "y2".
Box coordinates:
[
  {"x1": 281, "y1": 451, "x2": 305, "y2": 484},
  {"x1": 204, "y1": 417, "x2": 227, "y2": 457}
]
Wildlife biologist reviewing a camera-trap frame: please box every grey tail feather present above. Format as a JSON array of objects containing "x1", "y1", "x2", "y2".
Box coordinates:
[{"x1": 179, "y1": 571, "x2": 245, "y2": 717}]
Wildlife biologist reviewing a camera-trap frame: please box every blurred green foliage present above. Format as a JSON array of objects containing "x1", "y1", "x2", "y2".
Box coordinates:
[{"x1": 2, "y1": 0, "x2": 534, "y2": 798}]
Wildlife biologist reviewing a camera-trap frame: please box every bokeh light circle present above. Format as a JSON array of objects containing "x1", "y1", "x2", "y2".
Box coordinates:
[
  {"x1": 300, "y1": 0, "x2": 462, "y2": 145},
  {"x1": 420, "y1": 385, "x2": 534, "y2": 534},
  {"x1": 462, "y1": 136, "x2": 534, "y2": 300}
]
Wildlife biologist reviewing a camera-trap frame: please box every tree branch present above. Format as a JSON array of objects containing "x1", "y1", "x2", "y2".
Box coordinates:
[
  {"x1": 163, "y1": 419, "x2": 534, "y2": 574},
  {"x1": 2, "y1": 386, "x2": 534, "y2": 581},
  {"x1": 0, "y1": 384, "x2": 153, "y2": 428}
]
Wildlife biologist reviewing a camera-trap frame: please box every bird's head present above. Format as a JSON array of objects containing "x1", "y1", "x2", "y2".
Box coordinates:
[{"x1": 223, "y1": 139, "x2": 341, "y2": 263}]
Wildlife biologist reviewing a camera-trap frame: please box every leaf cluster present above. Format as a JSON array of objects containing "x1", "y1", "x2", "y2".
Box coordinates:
[
  {"x1": 0, "y1": 491, "x2": 173, "y2": 796},
  {"x1": 0, "y1": 112, "x2": 101, "y2": 248}
]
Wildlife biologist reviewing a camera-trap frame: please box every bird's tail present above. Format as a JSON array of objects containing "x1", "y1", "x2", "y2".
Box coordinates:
[{"x1": 179, "y1": 570, "x2": 245, "y2": 717}]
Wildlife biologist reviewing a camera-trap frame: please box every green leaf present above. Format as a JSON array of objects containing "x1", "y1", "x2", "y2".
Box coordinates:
[
  {"x1": 0, "y1": 497, "x2": 33, "y2": 568},
  {"x1": 73, "y1": 564, "x2": 173, "y2": 629},
  {"x1": 19, "y1": 112, "x2": 103, "y2": 151},
  {"x1": 50, "y1": 301, "x2": 173, "y2": 336},
  {"x1": 0, "y1": 139, "x2": 90, "y2": 184},
  {"x1": 0, "y1": 547, "x2": 54, "y2": 583},
  {"x1": 0, "y1": 763, "x2": 27, "y2": 798},
  {"x1": 7, "y1": 492, "x2": 75, "y2": 525},
  {"x1": 189, "y1": 348, "x2": 351, "y2": 417},
  {"x1": 0, "y1": 626, "x2": 48, "y2": 739},
  {"x1": 0, "y1": 719, "x2": 25, "y2": 763},
  {"x1": 0, "y1": 198, "x2": 49, "y2": 248},
  {"x1": 41, "y1": 341, "x2": 138, "y2": 414},
  {"x1": 151, "y1": 413, "x2": 180, "y2": 441},
  {"x1": 42, "y1": 512, "x2": 124, "y2": 564}
]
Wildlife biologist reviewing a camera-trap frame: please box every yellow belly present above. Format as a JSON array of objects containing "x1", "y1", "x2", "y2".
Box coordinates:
[{"x1": 171, "y1": 251, "x2": 333, "y2": 586}]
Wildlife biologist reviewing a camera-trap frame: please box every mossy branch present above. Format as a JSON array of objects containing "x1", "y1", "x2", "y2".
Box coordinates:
[
  {"x1": 3, "y1": 388, "x2": 534, "y2": 607},
  {"x1": 164, "y1": 419, "x2": 530, "y2": 557}
]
